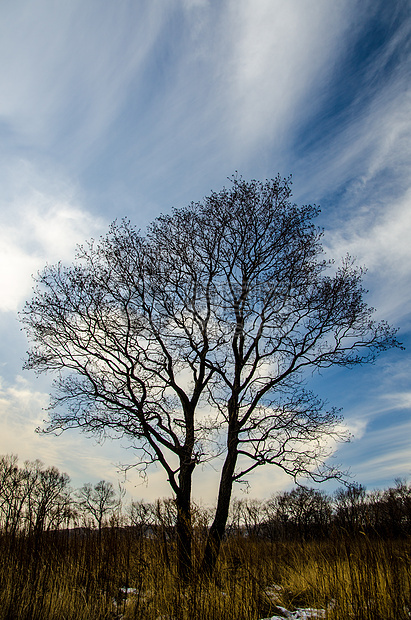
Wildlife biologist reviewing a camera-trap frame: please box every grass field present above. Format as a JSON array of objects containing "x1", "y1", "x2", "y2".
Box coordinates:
[{"x1": 0, "y1": 527, "x2": 410, "y2": 620}]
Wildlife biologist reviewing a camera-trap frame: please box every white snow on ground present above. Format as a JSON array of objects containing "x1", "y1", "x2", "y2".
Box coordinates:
[
  {"x1": 260, "y1": 583, "x2": 327, "y2": 620},
  {"x1": 260, "y1": 607, "x2": 326, "y2": 620},
  {"x1": 119, "y1": 587, "x2": 137, "y2": 595},
  {"x1": 114, "y1": 583, "x2": 328, "y2": 620}
]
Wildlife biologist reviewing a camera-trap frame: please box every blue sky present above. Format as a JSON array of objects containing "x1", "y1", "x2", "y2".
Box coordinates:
[{"x1": 0, "y1": 0, "x2": 410, "y2": 503}]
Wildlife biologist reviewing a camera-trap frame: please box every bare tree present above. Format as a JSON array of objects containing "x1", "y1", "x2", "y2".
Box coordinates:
[
  {"x1": 24, "y1": 460, "x2": 71, "y2": 537},
  {"x1": 0, "y1": 454, "x2": 29, "y2": 536},
  {"x1": 128, "y1": 499, "x2": 156, "y2": 537},
  {"x1": 21, "y1": 175, "x2": 401, "y2": 578},
  {"x1": 378, "y1": 479, "x2": 411, "y2": 536},
  {"x1": 334, "y1": 483, "x2": 367, "y2": 532},
  {"x1": 228, "y1": 498, "x2": 265, "y2": 538},
  {"x1": 0, "y1": 455, "x2": 72, "y2": 537},
  {"x1": 267, "y1": 486, "x2": 332, "y2": 540},
  {"x1": 76, "y1": 480, "x2": 120, "y2": 535}
]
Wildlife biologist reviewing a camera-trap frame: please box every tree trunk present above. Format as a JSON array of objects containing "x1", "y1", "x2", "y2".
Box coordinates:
[
  {"x1": 176, "y1": 460, "x2": 195, "y2": 581},
  {"x1": 201, "y1": 443, "x2": 238, "y2": 577}
]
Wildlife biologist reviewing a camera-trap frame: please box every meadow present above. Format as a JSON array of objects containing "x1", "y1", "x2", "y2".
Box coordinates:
[
  {"x1": 1, "y1": 455, "x2": 410, "y2": 619},
  {"x1": 0, "y1": 526, "x2": 410, "y2": 620}
]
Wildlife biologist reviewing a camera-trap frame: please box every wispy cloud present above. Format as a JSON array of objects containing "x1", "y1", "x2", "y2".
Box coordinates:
[
  {"x1": 0, "y1": 1, "x2": 166, "y2": 161},
  {"x1": 339, "y1": 419, "x2": 411, "y2": 487},
  {"x1": 220, "y1": 0, "x2": 356, "y2": 160},
  {"x1": 0, "y1": 0, "x2": 409, "y2": 499},
  {"x1": 324, "y1": 188, "x2": 411, "y2": 324}
]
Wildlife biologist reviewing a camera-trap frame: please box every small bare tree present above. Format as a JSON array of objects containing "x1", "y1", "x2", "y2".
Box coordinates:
[
  {"x1": 334, "y1": 483, "x2": 367, "y2": 532},
  {"x1": 76, "y1": 480, "x2": 120, "y2": 535},
  {"x1": 0, "y1": 455, "x2": 31, "y2": 536},
  {"x1": 21, "y1": 175, "x2": 401, "y2": 578},
  {"x1": 268, "y1": 486, "x2": 332, "y2": 540}
]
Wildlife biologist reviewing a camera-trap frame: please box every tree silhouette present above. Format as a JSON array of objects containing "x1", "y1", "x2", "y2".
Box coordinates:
[
  {"x1": 76, "y1": 480, "x2": 120, "y2": 535},
  {"x1": 21, "y1": 175, "x2": 401, "y2": 578}
]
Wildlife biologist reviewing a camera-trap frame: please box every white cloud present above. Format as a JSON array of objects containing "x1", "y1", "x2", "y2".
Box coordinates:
[
  {"x1": 331, "y1": 191, "x2": 411, "y2": 277},
  {"x1": 344, "y1": 416, "x2": 368, "y2": 442},
  {"x1": 324, "y1": 188, "x2": 411, "y2": 323},
  {"x1": 380, "y1": 391, "x2": 411, "y2": 411},
  {"x1": 79, "y1": 0, "x2": 363, "y2": 196},
  {"x1": 0, "y1": 160, "x2": 106, "y2": 313},
  {"x1": 307, "y1": 87, "x2": 411, "y2": 207},
  {"x1": 0, "y1": 375, "x2": 54, "y2": 463},
  {"x1": 292, "y1": 7, "x2": 411, "y2": 200},
  {"x1": 220, "y1": 0, "x2": 356, "y2": 158},
  {"x1": 326, "y1": 382, "x2": 411, "y2": 489}
]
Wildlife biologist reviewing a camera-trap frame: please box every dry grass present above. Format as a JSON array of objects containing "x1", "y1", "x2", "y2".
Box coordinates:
[{"x1": 0, "y1": 528, "x2": 409, "y2": 619}]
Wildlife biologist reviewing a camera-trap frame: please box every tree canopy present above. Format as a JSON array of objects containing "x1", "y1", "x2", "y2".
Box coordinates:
[{"x1": 21, "y1": 175, "x2": 401, "y2": 577}]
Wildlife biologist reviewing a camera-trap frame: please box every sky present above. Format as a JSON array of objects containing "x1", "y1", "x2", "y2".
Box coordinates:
[{"x1": 0, "y1": 0, "x2": 410, "y2": 504}]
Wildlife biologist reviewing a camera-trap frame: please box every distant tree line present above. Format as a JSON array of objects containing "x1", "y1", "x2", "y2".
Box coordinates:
[
  {"x1": 226, "y1": 482, "x2": 411, "y2": 540},
  {"x1": 1, "y1": 454, "x2": 410, "y2": 542},
  {"x1": 0, "y1": 455, "x2": 121, "y2": 539}
]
